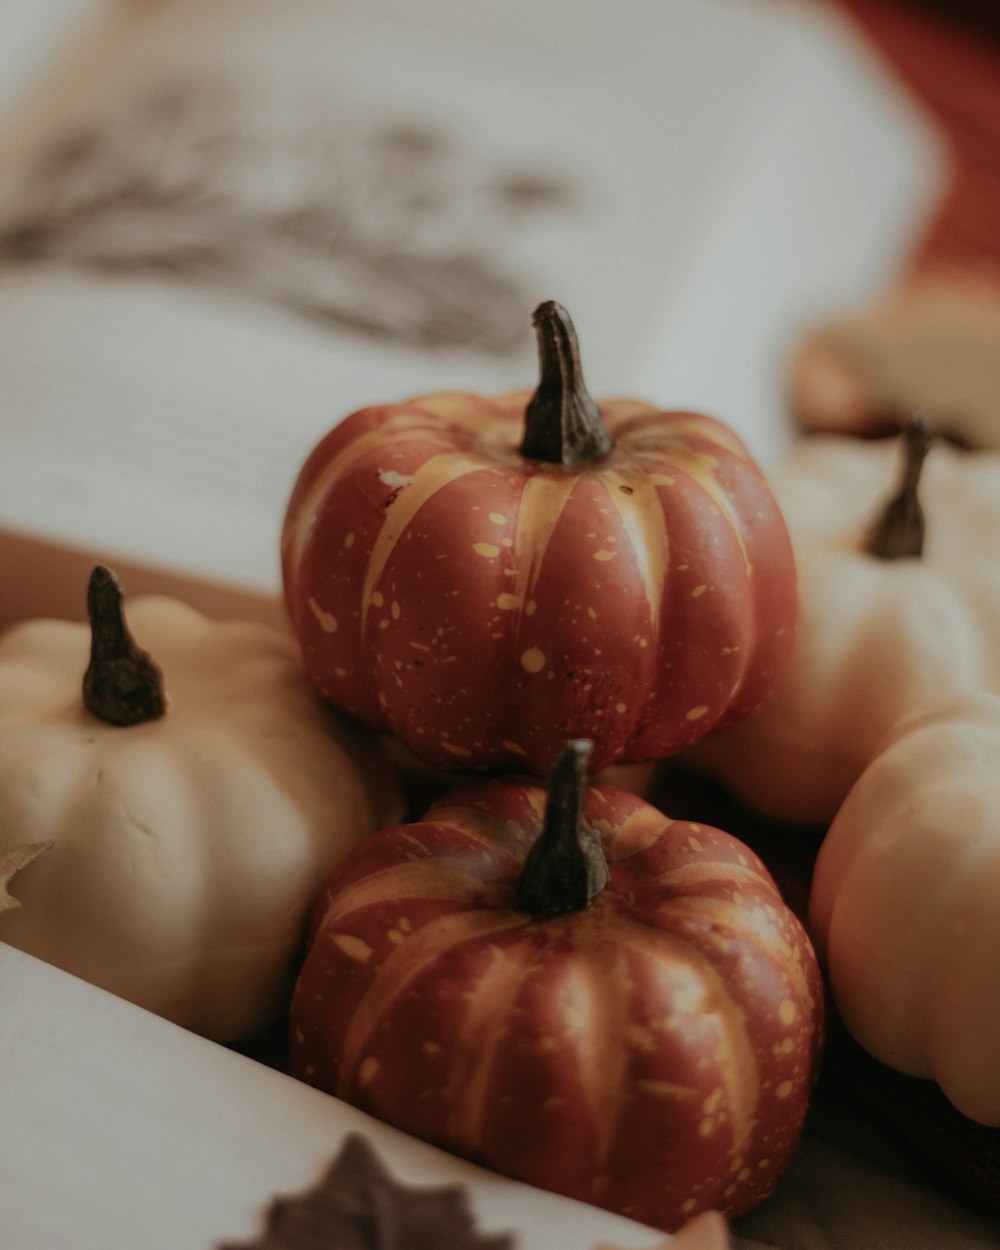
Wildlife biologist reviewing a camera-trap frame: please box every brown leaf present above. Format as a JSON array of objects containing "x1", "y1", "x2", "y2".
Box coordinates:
[
  {"x1": 218, "y1": 1132, "x2": 515, "y2": 1250},
  {"x1": 0, "y1": 841, "x2": 54, "y2": 913}
]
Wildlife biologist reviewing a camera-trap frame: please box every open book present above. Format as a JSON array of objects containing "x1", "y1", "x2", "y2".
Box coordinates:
[{"x1": 0, "y1": 0, "x2": 939, "y2": 625}]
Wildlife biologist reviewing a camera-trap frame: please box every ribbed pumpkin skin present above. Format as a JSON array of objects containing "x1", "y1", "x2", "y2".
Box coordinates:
[
  {"x1": 281, "y1": 391, "x2": 797, "y2": 776},
  {"x1": 290, "y1": 779, "x2": 824, "y2": 1232}
]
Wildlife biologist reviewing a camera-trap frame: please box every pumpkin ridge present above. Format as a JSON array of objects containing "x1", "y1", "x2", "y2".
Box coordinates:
[
  {"x1": 442, "y1": 939, "x2": 545, "y2": 1147},
  {"x1": 360, "y1": 449, "x2": 526, "y2": 635},
  {"x1": 600, "y1": 465, "x2": 671, "y2": 639},
  {"x1": 283, "y1": 412, "x2": 469, "y2": 577},
  {"x1": 616, "y1": 919, "x2": 762, "y2": 1179},
  {"x1": 505, "y1": 471, "x2": 581, "y2": 632},
  {"x1": 337, "y1": 909, "x2": 531, "y2": 1095}
]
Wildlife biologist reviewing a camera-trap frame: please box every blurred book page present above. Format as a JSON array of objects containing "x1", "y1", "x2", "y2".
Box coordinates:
[{"x1": 0, "y1": 0, "x2": 940, "y2": 598}]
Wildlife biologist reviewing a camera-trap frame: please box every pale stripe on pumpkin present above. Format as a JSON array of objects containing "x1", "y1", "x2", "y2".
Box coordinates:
[
  {"x1": 359, "y1": 449, "x2": 500, "y2": 628},
  {"x1": 336, "y1": 908, "x2": 530, "y2": 1095},
  {"x1": 283, "y1": 408, "x2": 461, "y2": 573}
]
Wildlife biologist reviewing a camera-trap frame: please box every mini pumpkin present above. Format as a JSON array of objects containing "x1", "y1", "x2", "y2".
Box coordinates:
[
  {"x1": 686, "y1": 422, "x2": 1000, "y2": 824},
  {"x1": 809, "y1": 692, "x2": 1000, "y2": 1127},
  {"x1": 0, "y1": 566, "x2": 401, "y2": 1042},
  {"x1": 282, "y1": 301, "x2": 797, "y2": 777},
  {"x1": 290, "y1": 740, "x2": 824, "y2": 1232}
]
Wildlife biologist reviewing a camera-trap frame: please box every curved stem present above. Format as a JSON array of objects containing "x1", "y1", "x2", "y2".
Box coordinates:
[
  {"x1": 83, "y1": 565, "x2": 166, "y2": 726},
  {"x1": 867, "y1": 416, "x2": 933, "y2": 560},
  {"x1": 519, "y1": 301, "x2": 615, "y2": 465},
  {"x1": 514, "y1": 739, "x2": 610, "y2": 916}
]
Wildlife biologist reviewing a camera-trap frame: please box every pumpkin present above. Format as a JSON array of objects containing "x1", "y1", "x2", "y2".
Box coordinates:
[
  {"x1": 789, "y1": 275, "x2": 1000, "y2": 450},
  {"x1": 809, "y1": 692, "x2": 1000, "y2": 1127},
  {"x1": 0, "y1": 566, "x2": 401, "y2": 1042},
  {"x1": 290, "y1": 740, "x2": 824, "y2": 1232},
  {"x1": 281, "y1": 301, "x2": 797, "y2": 777},
  {"x1": 685, "y1": 422, "x2": 1000, "y2": 824}
]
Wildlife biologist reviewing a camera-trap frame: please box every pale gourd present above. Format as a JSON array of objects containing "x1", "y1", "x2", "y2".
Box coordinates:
[
  {"x1": 0, "y1": 567, "x2": 401, "y2": 1042},
  {"x1": 685, "y1": 426, "x2": 1000, "y2": 824},
  {"x1": 809, "y1": 693, "x2": 1000, "y2": 1126}
]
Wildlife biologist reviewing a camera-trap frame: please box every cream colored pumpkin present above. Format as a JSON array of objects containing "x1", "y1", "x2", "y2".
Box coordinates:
[
  {"x1": 685, "y1": 431, "x2": 1000, "y2": 824},
  {"x1": 0, "y1": 573, "x2": 401, "y2": 1042},
  {"x1": 809, "y1": 693, "x2": 1000, "y2": 1126}
]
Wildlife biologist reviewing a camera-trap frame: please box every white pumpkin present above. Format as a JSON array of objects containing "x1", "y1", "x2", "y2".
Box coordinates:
[
  {"x1": 809, "y1": 693, "x2": 1000, "y2": 1126},
  {"x1": 685, "y1": 427, "x2": 1000, "y2": 824},
  {"x1": 0, "y1": 567, "x2": 401, "y2": 1042}
]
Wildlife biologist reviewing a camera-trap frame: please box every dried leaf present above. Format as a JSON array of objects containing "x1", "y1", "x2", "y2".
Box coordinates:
[
  {"x1": 218, "y1": 1132, "x2": 515, "y2": 1250},
  {"x1": 0, "y1": 841, "x2": 54, "y2": 913}
]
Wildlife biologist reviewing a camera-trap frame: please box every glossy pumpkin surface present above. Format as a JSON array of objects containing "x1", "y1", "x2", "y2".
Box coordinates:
[
  {"x1": 282, "y1": 303, "x2": 797, "y2": 776},
  {"x1": 290, "y1": 758, "x2": 824, "y2": 1231}
]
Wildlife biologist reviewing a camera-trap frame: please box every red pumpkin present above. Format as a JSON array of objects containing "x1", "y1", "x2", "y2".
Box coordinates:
[
  {"x1": 290, "y1": 741, "x2": 824, "y2": 1232},
  {"x1": 281, "y1": 302, "x2": 797, "y2": 775}
]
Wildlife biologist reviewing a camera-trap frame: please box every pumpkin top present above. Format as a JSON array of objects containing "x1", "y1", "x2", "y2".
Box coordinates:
[
  {"x1": 83, "y1": 565, "x2": 166, "y2": 727},
  {"x1": 518, "y1": 301, "x2": 615, "y2": 466}
]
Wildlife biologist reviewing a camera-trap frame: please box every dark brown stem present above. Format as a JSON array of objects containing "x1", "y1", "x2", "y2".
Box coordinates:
[
  {"x1": 83, "y1": 565, "x2": 166, "y2": 726},
  {"x1": 867, "y1": 416, "x2": 933, "y2": 560},
  {"x1": 514, "y1": 739, "x2": 610, "y2": 916},
  {"x1": 519, "y1": 301, "x2": 615, "y2": 465}
]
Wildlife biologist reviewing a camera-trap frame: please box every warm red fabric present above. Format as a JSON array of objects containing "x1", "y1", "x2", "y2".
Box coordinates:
[{"x1": 831, "y1": 0, "x2": 1000, "y2": 280}]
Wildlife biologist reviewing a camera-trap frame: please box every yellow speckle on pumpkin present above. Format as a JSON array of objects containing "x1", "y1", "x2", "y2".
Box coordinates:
[
  {"x1": 699, "y1": 1117, "x2": 715, "y2": 1137},
  {"x1": 489, "y1": 512, "x2": 506, "y2": 524},
  {"x1": 358, "y1": 1056, "x2": 379, "y2": 1086},
  {"x1": 441, "y1": 741, "x2": 472, "y2": 757},
  {"x1": 594, "y1": 549, "x2": 616, "y2": 562},
  {"x1": 779, "y1": 1000, "x2": 797, "y2": 1026},
  {"x1": 502, "y1": 740, "x2": 527, "y2": 754},
  {"x1": 497, "y1": 593, "x2": 520, "y2": 610},
  {"x1": 371, "y1": 591, "x2": 384, "y2": 608},
  {"x1": 692, "y1": 584, "x2": 708, "y2": 597},
  {"x1": 776, "y1": 1080, "x2": 794, "y2": 1100},
  {"x1": 615, "y1": 702, "x2": 628, "y2": 714},
  {"x1": 525, "y1": 600, "x2": 537, "y2": 616},
  {"x1": 521, "y1": 648, "x2": 546, "y2": 673},
  {"x1": 474, "y1": 542, "x2": 500, "y2": 558},
  {"x1": 344, "y1": 532, "x2": 355, "y2": 548},
  {"x1": 688, "y1": 835, "x2": 703, "y2": 852},
  {"x1": 686, "y1": 705, "x2": 709, "y2": 721},
  {"x1": 391, "y1": 601, "x2": 401, "y2": 619},
  {"x1": 308, "y1": 598, "x2": 337, "y2": 633},
  {"x1": 333, "y1": 934, "x2": 372, "y2": 963}
]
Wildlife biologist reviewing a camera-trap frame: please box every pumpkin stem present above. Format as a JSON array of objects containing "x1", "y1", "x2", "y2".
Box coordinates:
[
  {"x1": 83, "y1": 565, "x2": 166, "y2": 726},
  {"x1": 519, "y1": 301, "x2": 615, "y2": 465},
  {"x1": 514, "y1": 739, "x2": 610, "y2": 916},
  {"x1": 867, "y1": 416, "x2": 933, "y2": 560}
]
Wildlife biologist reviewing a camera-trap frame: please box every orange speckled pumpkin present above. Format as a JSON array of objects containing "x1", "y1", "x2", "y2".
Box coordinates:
[
  {"x1": 282, "y1": 302, "x2": 797, "y2": 776},
  {"x1": 290, "y1": 742, "x2": 824, "y2": 1232}
]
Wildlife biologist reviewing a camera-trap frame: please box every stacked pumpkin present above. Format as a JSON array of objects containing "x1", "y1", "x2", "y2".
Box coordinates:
[{"x1": 279, "y1": 302, "x2": 825, "y2": 1232}]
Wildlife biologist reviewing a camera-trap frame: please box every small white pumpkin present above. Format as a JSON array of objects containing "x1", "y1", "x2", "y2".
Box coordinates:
[
  {"x1": 0, "y1": 567, "x2": 401, "y2": 1042},
  {"x1": 809, "y1": 692, "x2": 1000, "y2": 1126},
  {"x1": 685, "y1": 425, "x2": 1000, "y2": 824}
]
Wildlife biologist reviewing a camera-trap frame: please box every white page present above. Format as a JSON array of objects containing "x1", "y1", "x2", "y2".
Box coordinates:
[
  {"x1": 0, "y1": 944, "x2": 668, "y2": 1250},
  {"x1": 0, "y1": 0, "x2": 940, "y2": 599}
]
